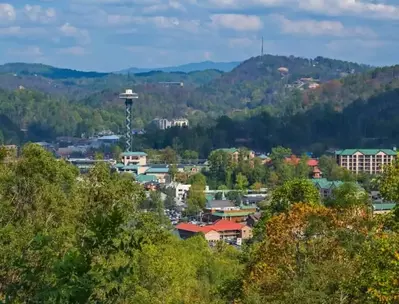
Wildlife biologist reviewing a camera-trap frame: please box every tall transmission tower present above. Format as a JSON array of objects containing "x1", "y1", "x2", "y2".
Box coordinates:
[
  {"x1": 261, "y1": 36, "x2": 264, "y2": 56},
  {"x1": 119, "y1": 89, "x2": 138, "y2": 152}
]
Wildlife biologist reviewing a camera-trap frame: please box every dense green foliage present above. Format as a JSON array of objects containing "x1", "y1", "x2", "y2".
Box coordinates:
[
  {"x1": 1, "y1": 144, "x2": 399, "y2": 303},
  {"x1": 142, "y1": 86, "x2": 399, "y2": 156},
  {"x1": 0, "y1": 144, "x2": 242, "y2": 303},
  {"x1": 0, "y1": 89, "x2": 124, "y2": 143}
]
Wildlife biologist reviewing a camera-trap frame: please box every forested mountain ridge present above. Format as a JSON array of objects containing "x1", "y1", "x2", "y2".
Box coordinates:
[
  {"x1": 1, "y1": 54, "x2": 394, "y2": 147},
  {"x1": 76, "y1": 55, "x2": 373, "y2": 126},
  {"x1": 0, "y1": 55, "x2": 370, "y2": 111},
  {"x1": 0, "y1": 68, "x2": 222, "y2": 96},
  {"x1": 298, "y1": 64, "x2": 399, "y2": 112},
  {"x1": 0, "y1": 63, "x2": 109, "y2": 79},
  {"x1": 119, "y1": 60, "x2": 240, "y2": 74},
  {"x1": 189, "y1": 55, "x2": 372, "y2": 113}
]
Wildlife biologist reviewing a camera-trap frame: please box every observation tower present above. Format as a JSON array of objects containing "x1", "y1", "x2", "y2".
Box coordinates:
[{"x1": 119, "y1": 89, "x2": 138, "y2": 152}]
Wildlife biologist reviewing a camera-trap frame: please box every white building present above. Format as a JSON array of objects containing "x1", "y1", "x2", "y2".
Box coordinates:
[
  {"x1": 335, "y1": 149, "x2": 397, "y2": 174},
  {"x1": 153, "y1": 118, "x2": 189, "y2": 130},
  {"x1": 154, "y1": 118, "x2": 172, "y2": 130},
  {"x1": 171, "y1": 118, "x2": 189, "y2": 128},
  {"x1": 168, "y1": 182, "x2": 191, "y2": 204}
]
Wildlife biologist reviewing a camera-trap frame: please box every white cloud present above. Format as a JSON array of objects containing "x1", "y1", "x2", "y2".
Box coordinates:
[
  {"x1": 205, "y1": 0, "x2": 399, "y2": 20},
  {"x1": 107, "y1": 15, "x2": 201, "y2": 32},
  {"x1": 274, "y1": 15, "x2": 376, "y2": 38},
  {"x1": 58, "y1": 46, "x2": 88, "y2": 56},
  {"x1": 23, "y1": 5, "x2": 57, "y2": 24},
  {"x1": 0, "y1": 3, "x2": 16, "y2": 23},
  {"x1": 210, "y1": 14, "x2": 263, "y2": 31},
  {"x1": 299, "y1": 0, "x2": 399, "y2": 20},
  {"x1": 59, "y1": 23, "x2": 91, "y2": 44},
  {"x1": 151, "y1": 16, "x2": 180, "y2": 28},
  {"x1": 142, "y1": 0, "x2": 186, "y2": 13},
  {"x1": 107, "y1": 15, "x2": 178, "y2": 27}
]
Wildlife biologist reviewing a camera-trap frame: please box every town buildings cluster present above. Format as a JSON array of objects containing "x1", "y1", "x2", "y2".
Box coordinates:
[
  {"x1": 112, "y1": 147, "x2": 399, "y2": 244},
  {"x1": 3, "y1": 141, "x2": 398, "y2": 245}
]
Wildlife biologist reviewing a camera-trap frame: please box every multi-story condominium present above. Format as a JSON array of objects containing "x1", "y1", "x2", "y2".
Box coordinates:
[{"x1": 335, "y1": 149, "x2": 397, "y2": 174}]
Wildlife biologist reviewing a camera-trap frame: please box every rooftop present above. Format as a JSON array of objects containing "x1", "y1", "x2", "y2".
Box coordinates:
[
  {"x1": 372, "y1": 203, "x2": 397, "y2": 211},
  {"x1": 145, "y1": 167, "x2": 169, "y2": 174},
  {"x1": 335, "y1": 149, "x2": 397, "y2": 156},
  {"x1": 311, "y1": 178, "x2": 344, "y2": 189},
  {"x1": 285, "y1": 155, "x2": 319, "y2": 167},
  {"x1": 206, "y1": 200, "x2": 235, "y2": 209},
  {"x1": 97, "y1": 135, "x2": 120, "y2": 141},
  {"x1": 176, "y1": 219, "x2": 246, "y2": 233},
  {"x1": 121, "y1": 151, "x2": 147, "y2": 157},
  {"x1": 212, "y1": 211, "x2": 255, "y2": 217},
  {"x1": 122, "y1": 165, "x2": 140, "y2": 170},
  {"x1": 136, "y1": 174, "x2": 158, "y2": 183},
  {"x1": 218, "y1": 148, "x2": 239, "y2": 154}
]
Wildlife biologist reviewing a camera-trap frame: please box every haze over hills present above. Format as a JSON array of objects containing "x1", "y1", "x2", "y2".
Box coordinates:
[{"x1": 118, "y1": 61, "x2": 241, "y2": 74}]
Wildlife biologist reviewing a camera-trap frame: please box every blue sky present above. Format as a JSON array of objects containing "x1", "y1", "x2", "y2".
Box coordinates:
[{"x1": 1, "y1": 0, "x2": 399, "y2": 71}]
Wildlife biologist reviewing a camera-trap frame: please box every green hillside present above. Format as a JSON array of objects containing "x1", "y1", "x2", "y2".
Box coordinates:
[
  {"x1": 0, "y1": 63, "x2": 109, "y2": 79},
  {"x1": 142, "y1": 87, "x2": 399, "y2": 157},
  {"x1": 1, "y1": 54, "x2": 394, "y2": 147},
  {"x1": 191, "y1": 55, "x2": 371, "y2": 113}
]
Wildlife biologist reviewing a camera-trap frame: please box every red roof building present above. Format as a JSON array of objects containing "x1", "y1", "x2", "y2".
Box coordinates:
[
  {"x1": 176, "y1": 220, "x2": 252, "y2": 242},
  {"x1": 284, "y1": 155, "x2": 319, "y2": 167}
]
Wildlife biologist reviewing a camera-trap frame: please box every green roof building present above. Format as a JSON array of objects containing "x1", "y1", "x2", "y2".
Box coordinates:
[
  {"x1": 136, "y1": 174, "x2": 158, "y2": 183},
  {"x1": 335, "y1": 149, "x2": 397, "y2": 175},
  {"x1": 121, "y1": 152, "x2": 147, "y2": 157},
  {"x1": 312, "y1": 178, "x2": 365, "y2": 200},
  {"x1": 145, "y1": 167, "x2": 169, "y2": 174},
  {"x1": 311, "y1": 178, "x2": 344, "y2": 199},
  {"x1": 372, "y1": 203, "x2": 397, "y2": 214}
]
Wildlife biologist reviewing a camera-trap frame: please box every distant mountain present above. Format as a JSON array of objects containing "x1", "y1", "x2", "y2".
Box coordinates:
[
  {"x1": 118, "y1": 61, "x2": 241, "y2": 74},
  {"x1": 0, "y1": 63, "x2": 109, "y2": 79},
  {"x1": 190, "y1": 55, "x2": 373, "y2": 113}
]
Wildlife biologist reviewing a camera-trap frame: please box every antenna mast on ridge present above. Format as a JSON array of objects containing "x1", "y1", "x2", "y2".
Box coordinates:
[{"x1": 261, "y1": 36, "x2": 264, "y2": 56}]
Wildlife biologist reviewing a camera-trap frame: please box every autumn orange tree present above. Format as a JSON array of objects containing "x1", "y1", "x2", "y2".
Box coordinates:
[{"x1": 241, "y1": 203, "x2": 375, "y2": 304}]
